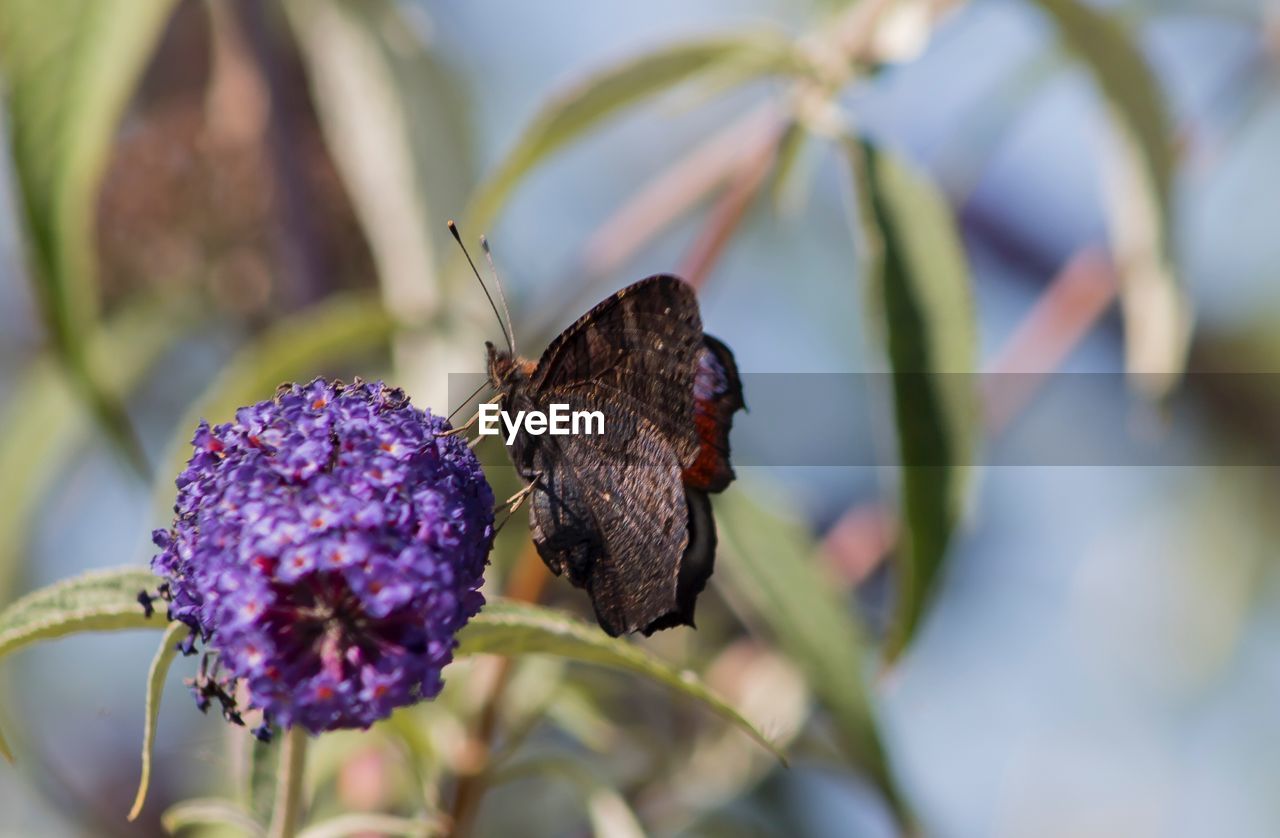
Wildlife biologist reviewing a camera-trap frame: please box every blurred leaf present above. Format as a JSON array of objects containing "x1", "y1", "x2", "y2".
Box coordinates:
[
  {"x1": 298, "y1": 813, "x2": 440, "y2": 838},
  {"x1": 1028, "y1": 0, "x2": 1189, "y2": 395},
  {"x1": 769, "y1": 119, "x2": 809, "y2": 212},
  {"x1": 714, "y1": 490, "x2": 909, "y2": 825},
  {"x1": 162, "y1": 798, "x2": 264, "y2": 836},
  {"x1": 495, "y1": 755, "x2": 644, "y2": 838},
  {"x1": 0, "y1": 0, "x2": 178, "y2": 461},
  {"x1": 457, "y1": 600, "x2": 783, "y2": 761},
  {"x1": 157, "y1": 293, "x2": 395, "y2": 496},
  {"x1": 851, "y1": 141, "x2": 977, "y2": 661},
  {"x1": 286, "y1": 0, "x2": 472, "y2": 317},
  {"x1": 0, "y1": 722, "x2": 11, "y2": 764},
  {"x1": 128, "y1": 621, "x2": 186, "y2": 821},
  {"x1": 467, "y1": 32, "x2": 800, "y2": 230},
  {"x1": 0, "y1": 302, "x2": 176, "y2": 607}
]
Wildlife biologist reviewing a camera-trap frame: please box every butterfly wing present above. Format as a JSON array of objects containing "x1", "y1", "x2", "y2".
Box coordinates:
[
  {"x1": 524, "y1": 396, "x2": 689, "y2": 636},
  {"x1": 683, "y1": 335, "x2": 745, "y2": 493},
  {"x1": 530, "y1": 274, "x2": 703, "y2": 466}
]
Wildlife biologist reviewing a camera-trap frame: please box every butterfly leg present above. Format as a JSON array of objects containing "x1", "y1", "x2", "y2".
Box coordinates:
[{"x1": 494, "y1": 474, "x2": 542, "y2": 533}]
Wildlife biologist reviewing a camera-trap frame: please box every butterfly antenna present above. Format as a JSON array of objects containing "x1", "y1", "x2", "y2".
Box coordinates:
[
  {"x1": 448, "y1": 219, "x2": 513, "y2": 354},
  {"x1": 480, "y1": 234, "x2": 516, "y2": 356}
]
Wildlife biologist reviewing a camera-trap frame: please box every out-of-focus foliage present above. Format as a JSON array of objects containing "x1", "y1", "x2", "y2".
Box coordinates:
[
  {"x1": 1028, "y1": 0, "x2": 1188, "y2": 396},
  {"x1": 850, "y1": 142, "x2": 977, "y2": 659},
  {"x1": 0, "y1": 0, "x2": 178, "y2": 467}
]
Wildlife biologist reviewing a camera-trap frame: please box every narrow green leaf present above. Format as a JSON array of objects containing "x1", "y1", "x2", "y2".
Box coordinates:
[
  {"x1": 157, "y1": 293, "x2": 395, "y2": 496},
  {"x1": 162, "y1": 798, "x2": 265, "y2": 836},
  {"x1": 127, "y1": 621, "x2": 186, "y2": 821},
  {"x1": 457, "y1": 600, "x2": 784, "y2": 762},
  {"x1": 0, "y1": 567, "x2": 162, "y2": 661},
  {"x1": 298, "y1": 813, "x2": 440, "y2": 838},
  {"x1": 0, "y1": 0, "x2": 178, "y2": 458},
  {"x1": 851, "y1": 141, "x2": 978, "y2": 660},
  {"x1": 714, "y1": 489, "x2": 910, "y2": 826},
  {"x1": 467, "y1": 33, "x2": 799, "y2": 230},
  {"x1": 1027, "y1": 0, "x2": 1189, "y2": 394},
  {"x1": 0, "y1": 722, "x2": 12, "y2": 764},
  {"x1": 0, "y1": 567, "x2": 164, "y2": 762}
]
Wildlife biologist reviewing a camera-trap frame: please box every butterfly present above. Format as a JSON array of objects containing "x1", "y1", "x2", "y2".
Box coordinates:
[{"x1": 449, "y1": 224, "x2": 744, "y2": 636}]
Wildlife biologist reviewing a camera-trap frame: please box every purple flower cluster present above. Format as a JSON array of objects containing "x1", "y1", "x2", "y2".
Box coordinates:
[{"x1": 151, "y1": 379, "x2": 494, "y2": 734}]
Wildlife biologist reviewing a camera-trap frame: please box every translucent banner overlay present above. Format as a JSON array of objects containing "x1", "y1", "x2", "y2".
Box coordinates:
[{"x1": 447, "y1": 373, "x2": 1269, "y2": 467}]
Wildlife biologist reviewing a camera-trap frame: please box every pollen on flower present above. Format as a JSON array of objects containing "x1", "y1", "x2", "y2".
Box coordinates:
[{"x1": 149, "y1": 378, "x2": 494, "y2": 734}]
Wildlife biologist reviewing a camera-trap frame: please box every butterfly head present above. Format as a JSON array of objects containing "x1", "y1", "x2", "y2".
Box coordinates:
[{"x1": 486, "y1": 340, "x2": 536, "y2": 392}]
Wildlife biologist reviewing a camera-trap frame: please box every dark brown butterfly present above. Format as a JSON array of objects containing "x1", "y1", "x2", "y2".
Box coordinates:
[{"x1": 450, "y1": 224, "x2": 744, "y2": 636}]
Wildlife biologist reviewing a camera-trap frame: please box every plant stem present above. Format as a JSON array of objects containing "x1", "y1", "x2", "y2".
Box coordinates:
[
  {"x1": 268, "y1": 726, "x2": 308, "y2": 838},
  {"x1": 447, "y1": 544, "x2": 550, "y2": 837}
]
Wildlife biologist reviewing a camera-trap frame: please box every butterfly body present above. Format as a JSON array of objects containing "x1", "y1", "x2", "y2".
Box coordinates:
[{"x1": 486, "y1": 275, "x2": 743, "y2": 636}]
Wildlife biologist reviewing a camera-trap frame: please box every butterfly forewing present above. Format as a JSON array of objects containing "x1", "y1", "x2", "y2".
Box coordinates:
[{"x1": 532, "y1": 275, "x2": 703, "y2": 466}]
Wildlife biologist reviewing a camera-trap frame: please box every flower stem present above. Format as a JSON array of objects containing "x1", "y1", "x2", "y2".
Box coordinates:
[{"x1": 268, "y1": 726, "x2": 308, "y2": 838}]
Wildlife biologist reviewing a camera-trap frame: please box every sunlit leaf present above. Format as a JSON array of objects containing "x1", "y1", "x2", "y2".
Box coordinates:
[
  {"x1": 298, "y1": 813, "x2": 441, "y2": 838},
  {"x1": 0, "y1": 0, "x2": 178, "y2": 459},
  {"x1": 850, "y1": 141, "x2": 977, "y2": 661},
  {"x1": 128, "y1": 621, "x2": 186, "y2": 821},
  {"x1": 0, "y1": 566, "x2": 163, "y2": 758},
  {"x1": 0, "y1": 302, "x2": 177, "y2": 607},
  {"x1": 157, "y1": 293, "x2": 395, "y2": 498},
  {"x1": 162, "y1": 798, "x2": 265, "y2": 836},
  {"x1": 1028, "y1": 0, "x2": 1188, "y2": 395},
  {"x1": 714, "y1": 489, "x2": 911, "y2": 826},
  {"x1": 0, "y1": 567, "x2": 162, "y2": 660},
  {"x1": 467, "y1": 32, "x2": 800, "y2": 230},
  {"x1": 457, "y1": 600, "x2": 783, "y2": 761}
]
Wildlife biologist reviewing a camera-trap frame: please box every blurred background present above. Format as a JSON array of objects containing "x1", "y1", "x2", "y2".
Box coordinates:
[{"x1": 1, "y1": 0, "x2": 1279, "y2": 835}]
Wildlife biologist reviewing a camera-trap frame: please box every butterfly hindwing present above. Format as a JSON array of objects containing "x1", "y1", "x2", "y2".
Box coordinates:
[{"x1": 525, "y1": 398, "x2": 688, "y2": 636}]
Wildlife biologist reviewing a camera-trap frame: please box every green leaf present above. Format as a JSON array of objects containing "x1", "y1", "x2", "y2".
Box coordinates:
[
  {"x1": 156, "y1": 293, "x2": 395, "y2": 498},
  {"x1": 0, "y1": 722, "x2": 12, "y2": 764},
  {"x1": 0, "y1": 0, "x2": 178, "y2": 460},
  {"x1": 851, "y1": 141, "x2": 977, "y2": 661},
  {"x1": 0, "y1": 567, "x2": 162, "y2": 661},
  {"x1": 457, "y1": 600, "x2": 783, "y2": 762},
  {"x1": 0, "y1": 566, "x2": 164, "y2": 761},
  {"x1": 128, "y1": 621, "x2": 186, "y2": 821},
  {"x1": 286, "y1": 0, "x2": 473, "y2": 314},
  {"x1": 298, "y1": 813, "x2": 441, "y2": 838},
  {"x1": 1027, "y1": 0, "x2": 1189, "y2": 395},
  {"x1": 0, "y1": 303, "x2": 178, "y2": 607},
  {"x1": 162, "y1": 798, "x2": 265, "y2": 836},
  {"x1": 714, "y1": 489, "x2": 911, "y2": 827},
  {"x1": 467, "y1": 32, "x2": 799, "y2": 230}
]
